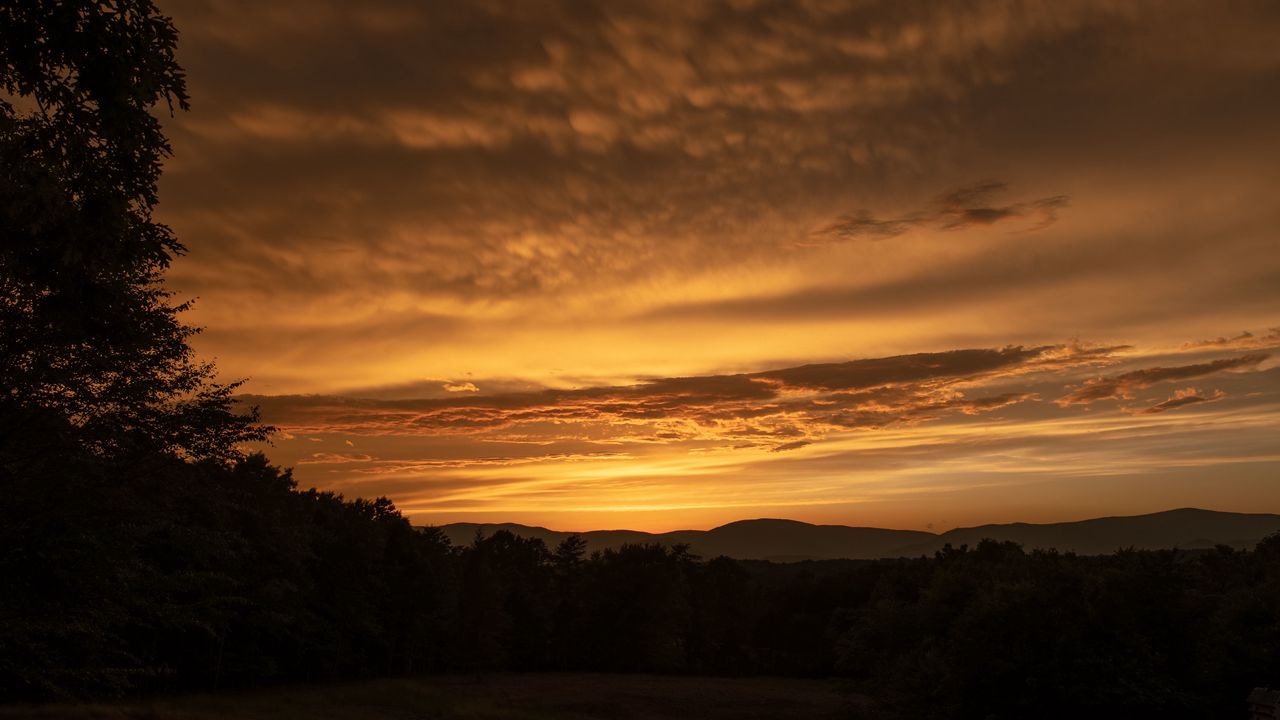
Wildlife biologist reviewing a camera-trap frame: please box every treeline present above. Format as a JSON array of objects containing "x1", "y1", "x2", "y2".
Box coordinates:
[{"x1": 4, "y1": 437, "x2": 1278, "y2": 718}]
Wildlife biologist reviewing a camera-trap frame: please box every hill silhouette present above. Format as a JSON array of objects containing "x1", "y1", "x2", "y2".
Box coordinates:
[{"x1": 434, "y1": 508, "x2": 1280, "y2": 560}]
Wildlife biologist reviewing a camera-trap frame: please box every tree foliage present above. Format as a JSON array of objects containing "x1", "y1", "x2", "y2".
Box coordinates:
[{"x1": 1, "y1": 0, "x2": 263, "y2": 460}]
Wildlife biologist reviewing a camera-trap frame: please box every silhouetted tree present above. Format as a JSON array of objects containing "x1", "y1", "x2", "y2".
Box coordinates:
[
  {"x1": 549, "y1": 534, "x2": 590, "y2": 668},
  {"x1": 0, "y1": 1, "x2": 267, "y2": 697},
  {"x1": 0, "y1": 0, "x2": 263, "y2": 460},
  {"x1": 582, "y1": 544, "x2": 693, "y2": 672},
  {"x1": 687, "y1": 556, "x2": 754, "y2": 672},
  {"x1": 450, "y1": 531, "x2": 553, "y2": 670}
]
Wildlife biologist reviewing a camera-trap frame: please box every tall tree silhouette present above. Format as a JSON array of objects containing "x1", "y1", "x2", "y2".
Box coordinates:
[
  {"x1": 0, "y1": 1, "x2": 267, "y2": 697},
  {"x1": 0, "y1": 0, "x2": 264, "y2": 460}
]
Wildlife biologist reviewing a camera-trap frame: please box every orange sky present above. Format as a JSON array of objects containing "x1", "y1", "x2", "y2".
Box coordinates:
[{"x1": 157, "y1": 0, "x2": 1280, "y2": 531}]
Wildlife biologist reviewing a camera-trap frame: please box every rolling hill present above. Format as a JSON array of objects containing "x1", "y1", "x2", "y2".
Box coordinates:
[{"x1": 430, "y1": 508, "x2": 1280, "y2": 561}]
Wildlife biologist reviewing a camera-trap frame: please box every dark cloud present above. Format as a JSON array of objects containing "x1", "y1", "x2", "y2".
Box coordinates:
[
  {"x1": 937, "y1": 184, "x2": 1070, "y2": 231},
  {"x1": 241, "y1": 344, "x2": 1122, "y2": 451},
  {"x1": 757, "y1": 347, "x2": 1046, "y2": 391},
  {"x1": 1059, "y1": 353, "x2": 1269, "y2": 406},
  {"x1": 162, "y1": 0, "x2": 1280, "y2": 310},
  {"x1": 808, "y1": 182, "x2": 1069, "y2": 245},
  {"x1": 1184, "y1": 330, "x2": 1256, "y2": 348},
  {"x1": 173, "y1": 0, "x2": 1059, "y2": 301},
  {"x1": 1182, "y1": 327, "x2": 1280, "y2": 350},
  {"x1": 1135, "y1": 388, "x2": 1226, "y2": 415}
]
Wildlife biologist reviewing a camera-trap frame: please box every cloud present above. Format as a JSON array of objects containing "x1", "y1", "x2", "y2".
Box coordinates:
[
  {"x1": 443, "y1": 381, "x2": 480, "y2": 393},
  {"x1": 346, "y1": 451, "x2": 633, "y2": 473},
  {"x1": 242, "y1": 344, "x2": 1119, "y2": 452},
  {"x1": 809, "y1": 212, "x2": 916, "y2": 243},
  {"x1": 806, "y1": 182, "x2": 1069, "y2": 245},
  {"x1": 1135, "y1": 387, "x2": 1226, "y2": 415},
  {"x1": 1058, "y1": 353, "x2": 1269, "y2": 406},
  {"x1": 757, "y1": 346, "x2": 1047, "y2": 391},
  {"x1": 937, "y1": 184, "x2": 1070, "y2": 231},
  {"x1": 158, "y1": 1, "x2": 1172, "y2": 311},
  {"x1": 298, "y1": 452, "x2": 374, "y2": 464},
  {"x1": 1182, "y1": 328, "x2": 1280, "y2": 350}
]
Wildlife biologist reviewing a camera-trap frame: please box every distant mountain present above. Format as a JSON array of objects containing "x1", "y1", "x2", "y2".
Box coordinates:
[
  {"x1": 907, "y1": 507, "x2": 1280, "y2": 557},
  {"x1": 430, "y1": 508, "x2": 1280, "y2": 561}
]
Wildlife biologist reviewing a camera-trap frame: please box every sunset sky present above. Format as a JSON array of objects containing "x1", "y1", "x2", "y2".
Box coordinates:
[{"x1": 157, "y1": 1, "x2": 1280, "y2": 532}]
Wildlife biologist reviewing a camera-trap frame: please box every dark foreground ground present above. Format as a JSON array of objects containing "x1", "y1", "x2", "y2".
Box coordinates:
[{"x1": 0, "y1": 674, "x2": 859, "y2": 720}]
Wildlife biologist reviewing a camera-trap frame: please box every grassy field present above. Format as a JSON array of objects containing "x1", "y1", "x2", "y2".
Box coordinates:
[{"x1": 0, "y1": 674, "x2": 861, "y2": 719}]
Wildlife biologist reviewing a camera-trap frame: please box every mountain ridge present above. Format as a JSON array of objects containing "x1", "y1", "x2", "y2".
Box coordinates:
[{"x1": 427, "y1": 508, "x2": 1280, "y2": 561}]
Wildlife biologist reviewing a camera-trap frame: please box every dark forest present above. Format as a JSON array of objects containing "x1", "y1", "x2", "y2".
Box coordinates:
[{"x1": 5, "y1": 442, "x2": 1280, "y2": 718}]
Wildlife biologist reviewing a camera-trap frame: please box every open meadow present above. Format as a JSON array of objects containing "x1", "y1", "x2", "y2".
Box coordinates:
[{"x1": 0, "y1": 674, "x2": 857, "y2": 720}]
